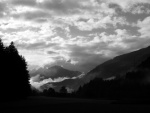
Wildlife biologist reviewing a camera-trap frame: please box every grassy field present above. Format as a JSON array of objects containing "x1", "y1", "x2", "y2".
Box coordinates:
[{"x1": 1, "y1": 96, "x2": 150, "y2": 113}]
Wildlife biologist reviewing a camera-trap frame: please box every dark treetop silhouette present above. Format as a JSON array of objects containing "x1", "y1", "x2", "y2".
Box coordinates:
[{"x1": 0, "y1": 39, "x2": 31, "y2": 102}]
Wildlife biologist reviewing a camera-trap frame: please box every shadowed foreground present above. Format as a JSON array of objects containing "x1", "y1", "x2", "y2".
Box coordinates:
[{"x1": 2, "y1": 96, "x2": 150, "y2": 113}]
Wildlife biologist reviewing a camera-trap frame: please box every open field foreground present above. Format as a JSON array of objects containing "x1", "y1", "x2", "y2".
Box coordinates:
[{"x1": 1, "y1": 96, "x2": 150, "y2": 113}]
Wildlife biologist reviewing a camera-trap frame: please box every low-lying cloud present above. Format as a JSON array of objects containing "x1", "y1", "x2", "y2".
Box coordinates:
[{"x1": 29, "y1": 73, "x2": 85, "y2": 91}]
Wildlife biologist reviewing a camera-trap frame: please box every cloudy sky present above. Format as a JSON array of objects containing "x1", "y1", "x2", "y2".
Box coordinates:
[{"x1": 0, "y1": 0, "x2": 150, "y2": 73}]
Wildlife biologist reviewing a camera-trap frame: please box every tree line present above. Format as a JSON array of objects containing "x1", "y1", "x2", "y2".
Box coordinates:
[{"x1": 0, "y1": 39, "x2": 31, "y2": 102}]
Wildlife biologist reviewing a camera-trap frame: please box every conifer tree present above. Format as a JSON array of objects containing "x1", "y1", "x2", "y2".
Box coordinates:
[{"x1": 0, "y1": 40, "x2": 31, "y2": 101}]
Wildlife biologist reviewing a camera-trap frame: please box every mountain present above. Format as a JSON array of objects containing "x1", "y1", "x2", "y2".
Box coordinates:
[
  {"x1": 29, "y1": 65, "x2": 84, "y2": 91},
  {"x1": 75, "y1": 51, "x2": 150, "y2": 99},
  {"x1": 32, "y1": 46, "x2": 150, "y2": 92},
  {"x1": 30, "y1": 65, "x2": 82, "y2": 80},
  {"x1": 85, "y1": 46, "x2": 150, "y2": 81}
]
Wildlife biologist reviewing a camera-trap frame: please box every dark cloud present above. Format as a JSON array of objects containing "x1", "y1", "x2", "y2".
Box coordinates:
[
  {"x1": 16, "y1": 41, "x2": 46, "y2": 50},
  {"x1": 10, "y1": 0, "x2": 37, "y2": 7},
  {"x1": 34, "y1": 18, "x2": 48, "y2": 23},
  {"x1": 12, "y1": 10, "x2": 51, "y2": 21},
  {"x1": 0, "y1": 2, "x2": 6, "y2": 12},
  {"x1": 39, "y1": 0, "x2": 85, "y2": 15},
  {"x1": 128, "y1": 38, "x2": 150, "y2": 50},
  {"x1": 54, "y1": 27, "x2": 69, "y2": 39},
  {"x1": 62, "y1": 44, "x2": 109, "y2": 72},
  {"x1": 117, "y1": 24, "x2": 141, "y2": 36},
  {"x1": 16, "y1": 41, "x2": 62, "y2": 50},
  {"x1": 51, "y1": 56, "x2": 65, "y2": 61},
  {"x1": 47, "y1": 51, "x2": 58, "y2": 55},
  {"x1": 69, "y1": 46, "x2": 93, "y2": 58},
  {"x1": 0, "y1": 1, "x2": 7, "y2": 18},
  {"x1": 23, "y1": 11, "x2": 51, "y2": 20},
  {"x1": 109, "y1": 3, "x2": 150, "y2": 24},
  {"x1": 130, "y1": 4, "x2": 150, "y2": 14},
  {"x1": 109, "y1": 36, "x2": 150, "y2": 56}
]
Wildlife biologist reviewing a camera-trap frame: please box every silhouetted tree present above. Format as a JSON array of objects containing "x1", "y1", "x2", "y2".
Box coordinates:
[
  {"x1": 60, "y1": 86, "x2": 67, "y2": 94},
  {"x1": 0, "y1": 39, "x2": 4, "y2": 52},
  {"x1": 0, "y1": 40, "x2": 31, "y2": 101},
  {"x1": 43, "y1": 88, "x2": 56, "y2": 96}
]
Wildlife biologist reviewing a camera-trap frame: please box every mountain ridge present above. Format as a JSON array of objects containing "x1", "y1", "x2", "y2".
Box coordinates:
[
  {"x1": 85, "y1": 45, "x2": 150, "y2": 81},
  {"x1": 30, "y1": 65, "x2": 82, "y2": 80}
]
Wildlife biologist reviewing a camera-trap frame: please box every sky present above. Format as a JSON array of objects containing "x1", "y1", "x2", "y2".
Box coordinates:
[{"x1": 0, "y1": 0, "x2": 150, "y2": 73}]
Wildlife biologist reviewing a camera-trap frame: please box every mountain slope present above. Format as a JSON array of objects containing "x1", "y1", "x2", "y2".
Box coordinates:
[
  {"x1": 86, "y1": 46, "x2": 150, "y2": 80},
  {"x1": 75, "y1": 53, "x2": 150, "y2": 99},
  {"x1": 30, "y1": 65, "x2": 82, "y2": 80}
]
